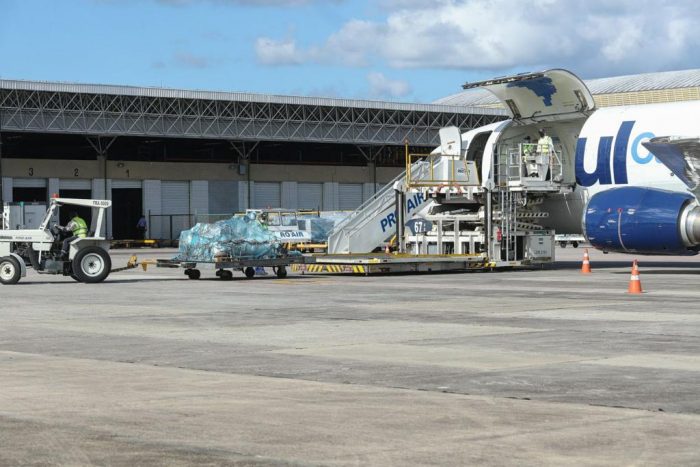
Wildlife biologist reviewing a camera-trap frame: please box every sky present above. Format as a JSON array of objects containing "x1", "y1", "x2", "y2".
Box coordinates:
[{"x1": 1, "y1": 0, "x2": 699, "y2": 103}]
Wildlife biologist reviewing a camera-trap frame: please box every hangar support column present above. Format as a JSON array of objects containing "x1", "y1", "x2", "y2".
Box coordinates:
[
  {"x1": 230, "y1": 141, "x2": 259, "y2": 211},
  {"x1": 357, "y1": 145, "x2": 384, "y2": 200},
  {"x1": 86, "y1": 136, "x2": 117, "y2": 238}
]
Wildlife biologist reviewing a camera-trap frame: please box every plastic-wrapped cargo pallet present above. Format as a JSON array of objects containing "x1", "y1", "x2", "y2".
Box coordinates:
[
  {"x1": 300, "y1": 212, "x2": 348, "y2": 243},
  {"x1": 177, "y1": 213, "x2": 287, "y2": 262}
]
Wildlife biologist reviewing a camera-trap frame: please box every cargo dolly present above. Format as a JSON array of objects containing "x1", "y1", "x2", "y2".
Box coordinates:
[{"x1": 155, "y1": 255, "x2": 305, "y2": 280}]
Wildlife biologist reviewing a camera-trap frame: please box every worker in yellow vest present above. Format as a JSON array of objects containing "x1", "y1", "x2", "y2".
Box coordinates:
[
  {"x1": 535, "y1": 128, "x2": 554, "y2": 179},
  {"x1": 61, "y1": 211, "x2": 88, "y2": 258}
]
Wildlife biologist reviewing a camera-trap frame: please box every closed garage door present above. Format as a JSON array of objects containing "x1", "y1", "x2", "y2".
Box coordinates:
[
  {"x1": 298, "y1": 183, "x2": 322, "y2": 210},
  {"x1": 161, "y1": 181, "x2": 190, "y2": 240},
  {"x1": 209, "y1": 181, "x2": 238, "y2": 216},
  {"x1": 254, "y1": 182, "x2": 281, "y2": 209},
  {"x1": 338, "y1": 183, "x2": 363, "y2": 210}
]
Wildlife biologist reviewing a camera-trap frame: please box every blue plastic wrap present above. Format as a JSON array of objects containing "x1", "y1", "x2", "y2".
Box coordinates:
[
  {"x1": 300, "y1": 212, "x2": 348, "y2": 243},
  {"x1": 177, "y1": 214, "x2": 286, "y2": 262}
]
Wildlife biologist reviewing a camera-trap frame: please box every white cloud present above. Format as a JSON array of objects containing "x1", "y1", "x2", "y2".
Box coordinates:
[
  {"x1": 366, "y1": 72, "x2": 411, "y2": 98},
  {"x1": 255, "y1": 38, "x2": 304, "y2": 65},
  {"x1": 255, "y1": 0, "x2": 700, "y2": 76}
]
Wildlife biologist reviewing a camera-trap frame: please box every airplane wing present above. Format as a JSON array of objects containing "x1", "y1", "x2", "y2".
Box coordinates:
[{"x1": 643, "y1": 137, "x2": 700, "y2": 194}]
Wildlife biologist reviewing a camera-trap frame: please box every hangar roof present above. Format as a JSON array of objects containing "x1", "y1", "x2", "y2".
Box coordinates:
[
  {"x1": 0, "y1": 78, "x2": 503, "y2": 116},
  {"x1": 0, "y1": 78, "x2": 505, "y2": 146},
  {"x1": 435, "y1": 68, "x2": 700, "y2": 107}
]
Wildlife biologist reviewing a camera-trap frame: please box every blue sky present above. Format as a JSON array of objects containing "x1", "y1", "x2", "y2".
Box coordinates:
[{"x1": 1, "y1": 0, "x2": 699, "y2": 103}]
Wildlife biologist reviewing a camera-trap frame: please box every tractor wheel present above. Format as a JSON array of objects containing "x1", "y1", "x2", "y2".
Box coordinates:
[
  {"x1": 72, "y1": 247, "x2": 111, "y2": 283},
  {"x1": 244, "y1": 267, "x2": 255, "y2": 279},
  {"x1": 0, "y1": 256, "x2": 22, "y2": 285}
]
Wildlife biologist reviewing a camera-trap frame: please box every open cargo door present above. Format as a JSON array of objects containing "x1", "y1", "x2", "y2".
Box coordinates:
[{"x1": 462, "y1": 69, "x2": 595, "y2": 124}]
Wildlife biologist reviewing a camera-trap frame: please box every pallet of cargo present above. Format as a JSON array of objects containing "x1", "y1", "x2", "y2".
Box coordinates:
[
  {"x1": 156, "y1": 255, "x2": 304, "y2": 280},
  {"x1": 292, "y1": 253, "x2": 492, "y2": 275}
]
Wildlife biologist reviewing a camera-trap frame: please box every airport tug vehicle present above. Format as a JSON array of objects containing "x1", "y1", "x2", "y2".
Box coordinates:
[{"x1": 0, "y1": 197, "x2": 112, "y2": 284}]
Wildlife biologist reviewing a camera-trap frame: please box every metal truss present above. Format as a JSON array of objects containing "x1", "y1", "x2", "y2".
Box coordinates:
[{"x1": 0, "y1": 87, "x2": 505, "y2": 146}]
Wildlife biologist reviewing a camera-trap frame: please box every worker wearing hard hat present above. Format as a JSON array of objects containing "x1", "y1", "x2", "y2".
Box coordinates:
[{"x1": 61, "y1": 211, "x2": 88, "y2": 258}]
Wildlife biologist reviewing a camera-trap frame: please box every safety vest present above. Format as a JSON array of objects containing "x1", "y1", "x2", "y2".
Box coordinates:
[
  {"x1": 538, "y1": 136, "x2": 553, "y2": 154},
  {"x1": 72, "y1": 216, "x2": 88, "y2": 238}
]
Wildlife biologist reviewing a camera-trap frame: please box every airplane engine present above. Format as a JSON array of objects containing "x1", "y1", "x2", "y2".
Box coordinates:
[{"x1": 584, "y1": 187, "x2": 700, "y2": 255}]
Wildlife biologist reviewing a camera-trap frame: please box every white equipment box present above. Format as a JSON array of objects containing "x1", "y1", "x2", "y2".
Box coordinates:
[{"x1": 2, "y1": 202, "x2": 47, "y2": 230}]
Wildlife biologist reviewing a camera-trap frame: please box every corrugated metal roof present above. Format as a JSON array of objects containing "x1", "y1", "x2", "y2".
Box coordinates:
[
  {"x1": 0, "y1": 78, "x2": 505, "y2": 116},
  {"x1": 588, "y1": 69, "x2": 700, "y2": 94},
  {"x1": 434, "y1": 68, "x2": 700, "y2": 107}
]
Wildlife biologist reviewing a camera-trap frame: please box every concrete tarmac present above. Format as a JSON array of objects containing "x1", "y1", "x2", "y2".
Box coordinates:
[{"x1": 1, "y1": 247, "x2": 699, "y2": 466}]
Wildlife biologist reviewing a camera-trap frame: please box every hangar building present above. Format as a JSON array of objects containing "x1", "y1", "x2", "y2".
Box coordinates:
[
  {"x1": 0, "y1": 80, "x2": 503, "y2": 239},
  {"x1": 1, "y1": 68, "x2": 699, "y2": 239}
]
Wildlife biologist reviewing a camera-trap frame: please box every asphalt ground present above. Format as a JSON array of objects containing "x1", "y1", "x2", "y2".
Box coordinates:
[{"x1": 1, "y1": 246, "x2": 699, "y2": 466}]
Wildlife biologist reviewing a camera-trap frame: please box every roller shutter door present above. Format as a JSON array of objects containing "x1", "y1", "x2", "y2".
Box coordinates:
[
  {"x1": 298, "y1": 183, "x2": 322, "y2": 210},
  {"x1": 209, "y1": 181, "x2": 237, "y2": 215},
  {"x1": 338, "y1": 183, "x2": 363, "y2": 210},
  {"x1": 13, "y1": 178, "x2": 47, "y2": 188},
  {"x1": 161, "y1": 181, "x2": 190, "y2": 239},
  {"x1": 254, "y1": 182, "x2": 281, "y2": 209},
  {"x1": 59, "y1": 179, "x2": 92, "y2": 190},
  {"x1": 111, "y1": 179, "x2": 142, "y2": 189}
]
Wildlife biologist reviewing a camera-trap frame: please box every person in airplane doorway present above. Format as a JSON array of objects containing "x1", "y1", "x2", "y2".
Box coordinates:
[
  {"x1": 136, "y1": 215, "x2": 148, "y2": 240},
  {"x1": 522, "y1": 135, "x2": 538, "y2": 178},
  {"x1": 60, "y1": 211, "x2": 88, "y2": 258},
  {"x1": 536, "y1": 128, "x2": 553, "y2": 180}
]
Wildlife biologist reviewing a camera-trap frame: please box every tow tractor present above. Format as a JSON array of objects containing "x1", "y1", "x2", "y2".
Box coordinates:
[{"x1": 0, "y1": 197, "x2": 113, "y2": 285}]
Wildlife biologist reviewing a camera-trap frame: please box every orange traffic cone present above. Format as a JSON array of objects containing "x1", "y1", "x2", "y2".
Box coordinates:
[
  {"x1": 581, "y1": 248, "x2": 592, "y2": 274},
  {"x1": 628, "y1": 260, "x2": 643, "y2": 294}
]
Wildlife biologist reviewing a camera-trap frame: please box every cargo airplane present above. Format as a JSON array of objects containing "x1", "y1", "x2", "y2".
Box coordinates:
[{"x1": 459, "y1": 69, "x2": 700, "y2": 255}]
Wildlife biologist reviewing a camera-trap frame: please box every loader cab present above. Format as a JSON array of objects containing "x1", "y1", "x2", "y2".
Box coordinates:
[{"x1": 462, "y1": 69, "x2": 596, "y2": 191}]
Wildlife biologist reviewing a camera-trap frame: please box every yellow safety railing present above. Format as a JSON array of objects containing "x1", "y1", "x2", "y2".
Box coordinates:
[{"x1": 404, "y1": 140, "x2": 475, "y2": 189}]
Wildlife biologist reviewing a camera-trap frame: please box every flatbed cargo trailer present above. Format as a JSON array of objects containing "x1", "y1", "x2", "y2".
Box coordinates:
[
  {"x1": 293, "y1": 253, "x2": 499, "y2": 275},
  {"x1": 156, "y1": 255, "x2": 305, "y2": 280}
]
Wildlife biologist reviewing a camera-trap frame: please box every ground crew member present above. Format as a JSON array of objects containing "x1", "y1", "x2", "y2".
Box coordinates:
[
  {"x1": 537, "y1": 128, "x2": 553, "y2": 155},
  {"x1": 522, "y1": 136, "x2": 537, "y2": 177},
  {"x1": 536, "y1": 128, "x2": 553, "y2": 179},
  {"x1": 136, "y1": 215, "x2": 148, "y2": 239},
  {"x1": 61, "y1": 211, "x2": 88, "y2": 258}
]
